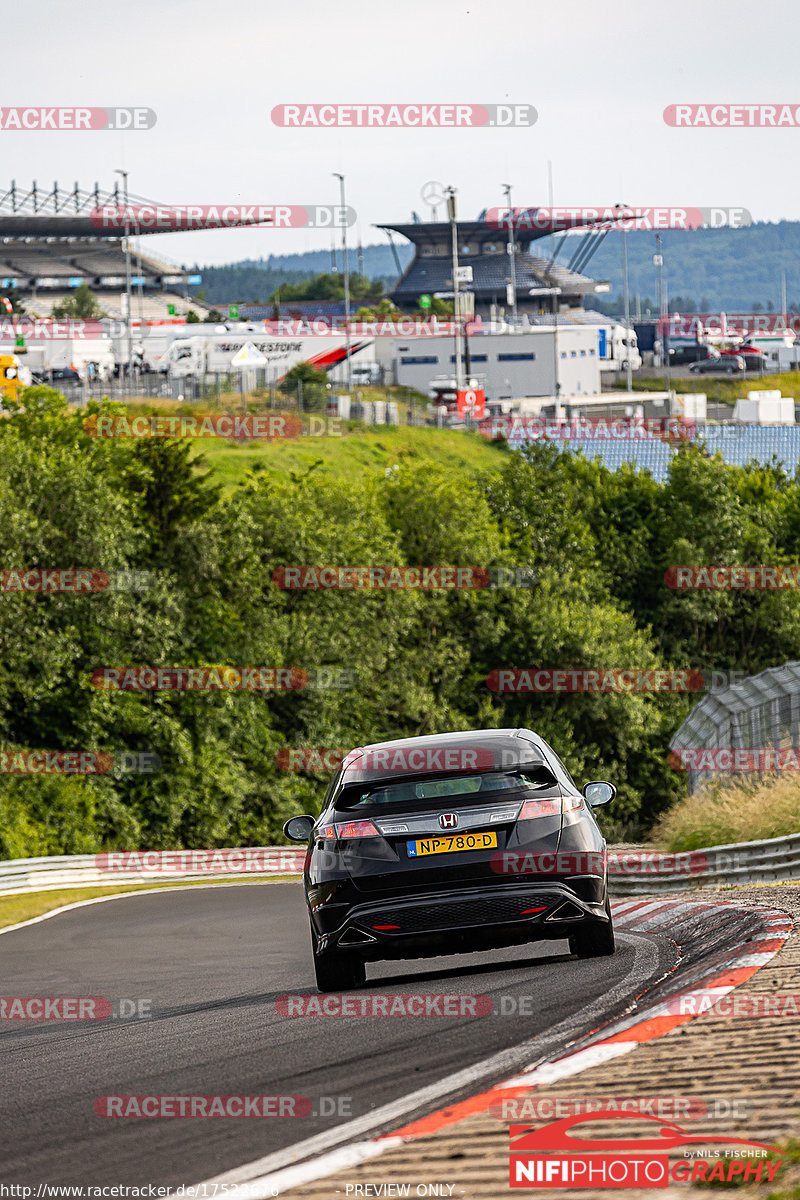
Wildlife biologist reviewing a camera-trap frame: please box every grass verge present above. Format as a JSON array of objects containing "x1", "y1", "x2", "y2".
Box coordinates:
[
  {"x1": 633, "y1": 370, "x2": 800, "y2": 406},
  {"x1": 654, "y1": 773, "x2": 800, "y2": 851}
]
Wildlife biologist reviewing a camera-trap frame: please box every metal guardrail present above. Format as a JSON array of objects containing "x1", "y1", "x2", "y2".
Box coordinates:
[
  {"x1": 1, "y1": 834, "x2": 799, "y2": 898},
  {"x1": 608, "y1": 832, "x2": 800, "y2": 894},
  {"x1": 0, "y1": 849, "x2": 305, "y2": 896}
]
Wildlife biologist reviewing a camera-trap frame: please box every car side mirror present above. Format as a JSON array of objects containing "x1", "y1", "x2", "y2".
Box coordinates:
[
  {"x1": 582, "y1": 781, "x2": 616, "y2": 807},
  {"x1": 283, "y1": 814, "x2": 315, "y2": 842}
]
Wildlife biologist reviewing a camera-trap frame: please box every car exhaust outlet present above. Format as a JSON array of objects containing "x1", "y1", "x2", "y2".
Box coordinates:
[
  {"x1": 545, "y1": 900, "x2": 584, "y2": 922},
  {"x1": 338, "y1": 927, "x2": 378, "y2": 946}
]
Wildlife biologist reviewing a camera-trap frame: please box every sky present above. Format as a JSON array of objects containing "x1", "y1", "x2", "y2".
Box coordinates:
[{"x1": 6, "y1": 0, "x2": 800, "y2": 267}]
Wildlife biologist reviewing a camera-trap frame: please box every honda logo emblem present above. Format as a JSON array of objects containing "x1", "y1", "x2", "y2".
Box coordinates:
[{"x1": 439, "y1": 813, "x2": 458, "y2": 829}]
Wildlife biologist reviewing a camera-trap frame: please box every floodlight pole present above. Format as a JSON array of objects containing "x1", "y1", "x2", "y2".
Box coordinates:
[
  {"x1": 333, "y1": 173, "x2": 352, "y2": 394},
  {"x1": 446, "y1": 187, "x2": 463, "y2": 389},
  {"x1": 114, "y1": 170, "x2": 133, "y2": 378},
  {"x1": 617, "y1": 202, "x2": 633, "y2": 392},
  {"x1": 502, "y1": 183, "x2": 518, "y2": 324}
]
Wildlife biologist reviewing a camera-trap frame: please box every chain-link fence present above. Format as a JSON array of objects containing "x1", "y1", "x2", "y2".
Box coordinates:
[
  {"x1": 49, "y1": 372, "x2": 484, "y2": 429},
  {"x1": 670, "y1": 662, "x2": 800, "y2": 793}
]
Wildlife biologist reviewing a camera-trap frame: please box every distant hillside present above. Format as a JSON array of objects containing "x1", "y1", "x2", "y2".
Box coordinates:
[
  {"x1": 582, "y1": 221, "x2": 800, "y2": 313},
  {"x1": 191, "y1": 246, "x2": 410, "y2": 305},
  {"x1": 189, "y1": 221, "x2": 800, "y2": 312}
]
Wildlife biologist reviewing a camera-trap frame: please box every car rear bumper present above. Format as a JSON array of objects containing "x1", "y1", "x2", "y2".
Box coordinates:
[{"x1": 314, "y1": 882, "x2": 609, "y2": 961}]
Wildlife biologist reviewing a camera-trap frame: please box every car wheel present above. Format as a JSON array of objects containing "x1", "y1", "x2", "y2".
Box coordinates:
[
  {"x1": 568, "y1": 901, "x2": 615, "y2": 959},
  {"x1": 311, "y1": 926, "x2": 366, "y2": 992},
  {"x1": 313, "y1": 950, "x2": 366, "y2": 992}
]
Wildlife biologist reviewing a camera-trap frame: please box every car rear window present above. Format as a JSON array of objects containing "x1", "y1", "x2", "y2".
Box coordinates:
[{"x1": 337, "y1": 767, "x2": 558, "y2": 812}]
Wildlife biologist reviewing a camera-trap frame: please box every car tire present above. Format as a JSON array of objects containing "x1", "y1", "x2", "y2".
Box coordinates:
[
  {"x1": 313, "y1": 950, "x2": 366, "y2": 992},
  {"x1": 568, "y1": 901, "x2": 615, "y2": 959},
  {"x1": 311, "y1": 926, "x2": 366, "y2": 992}
]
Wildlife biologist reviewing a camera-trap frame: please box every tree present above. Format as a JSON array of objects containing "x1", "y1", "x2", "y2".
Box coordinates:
[
  {"x1": 420, "y1": 296, "x2": 453, "y2": 317},
  {"x1": 185, "y1": 310, "x2": 201, "y2": 324},
  {"x1": 279, "y1": 362, "x2": 328, "y2": 411},
  {"x1": 123, "y1": 439, "x2": 221, "y2": 559},
  {"x1": 207, "y1": 309, "x2": 223, "y2": 323},
  {"x1": 269, "y1": 272, "x2": 383, "y2": 305},
  {"x1": 52, "y1": 283, "x2": 105, "y2": 319},
  {"x1": 355, "y1": 298, "x2": 399, "y2": 320}
]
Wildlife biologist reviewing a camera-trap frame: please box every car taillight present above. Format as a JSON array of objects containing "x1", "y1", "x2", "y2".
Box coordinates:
[
  {"x1": 335, "y1": 819, "x2": 380, "y2": 839},
  {"x1": 563, "y1": 795, "x2": 583, "y2": 812},
  {"x1": 518, "y1": 798, "x2": 561, "y2": 819}
]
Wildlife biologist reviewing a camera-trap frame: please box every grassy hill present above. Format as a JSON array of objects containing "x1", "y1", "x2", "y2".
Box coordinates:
[
  {"x1": 200, "y1": 423, "x2": 507, "y2": 491},
  {"x1": 113, "y1": 399, "x2": 508, "y2": 492}
]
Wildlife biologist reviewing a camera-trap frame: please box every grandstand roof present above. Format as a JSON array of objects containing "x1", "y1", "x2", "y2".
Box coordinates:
[
  {"x1": 0, "y1": 182, "x2": 175, "y2": 238},
  {"x1": 377, "y1": 217, "x2": 612, "y2": 245}
]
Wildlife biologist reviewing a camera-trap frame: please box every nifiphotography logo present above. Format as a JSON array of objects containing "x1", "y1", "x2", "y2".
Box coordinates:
[{"x1": 508, "y1": 1112, "x2": 783, "y2": 1188}]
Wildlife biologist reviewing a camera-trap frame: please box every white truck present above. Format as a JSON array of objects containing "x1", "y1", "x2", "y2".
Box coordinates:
[
  {"x1": 559, "y1": 313, "x2": 642, "y2": 374},
  {"x1": 164, "y1": 332, "x2": 372, "y2": 383},
  {"x1": 108, "y1": 321, "x2": 235, "y2": 373},
  {"x1": 599, "y1": 323, "x2": 642, "y2": 373}
]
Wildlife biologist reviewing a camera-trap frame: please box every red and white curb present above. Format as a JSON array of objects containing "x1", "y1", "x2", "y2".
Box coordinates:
[{"x1": 193, "y1": 897, "x2": 793, "y2": 1198}]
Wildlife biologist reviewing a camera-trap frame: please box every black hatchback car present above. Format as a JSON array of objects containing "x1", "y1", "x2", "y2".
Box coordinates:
[{"x1": 284, "y1": 728, "x2": 616, "y2": 991}]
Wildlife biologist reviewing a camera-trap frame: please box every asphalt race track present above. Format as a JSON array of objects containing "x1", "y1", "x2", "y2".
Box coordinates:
[{"x1": 1, "y1": 883, "x2": 676, "y2": 1186}]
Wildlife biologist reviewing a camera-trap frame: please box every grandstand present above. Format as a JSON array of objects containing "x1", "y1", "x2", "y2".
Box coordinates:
[
  {"x1": 378, "y1": 218, "x2": 611, "y2": 318},
  {"x1": 0, "y1": 181, "x2": 210, "y2": 322}
]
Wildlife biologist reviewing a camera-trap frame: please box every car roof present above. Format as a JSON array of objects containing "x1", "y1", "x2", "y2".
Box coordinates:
[{"x1": 339, "y1": 728, "x2": 549, "y2": 784}]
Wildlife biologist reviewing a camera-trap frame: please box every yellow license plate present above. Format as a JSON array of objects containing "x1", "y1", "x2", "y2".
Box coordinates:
[{"x1": 406, "y1": 831, "x2": 498, "y2": 858}]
